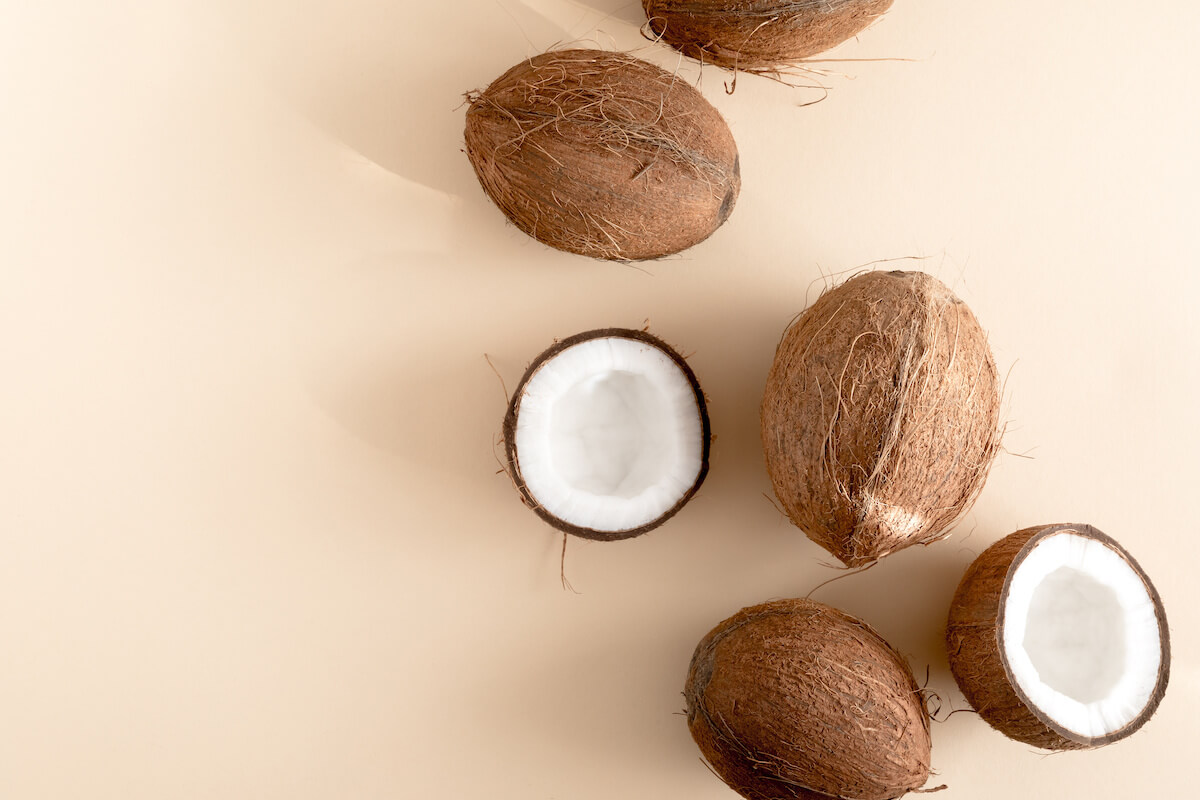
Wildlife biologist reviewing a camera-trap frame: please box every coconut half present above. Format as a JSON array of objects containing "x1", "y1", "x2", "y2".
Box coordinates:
[
  {"x1": 503, "y1": 329, "x2": 710, "y2": 541},
  {"x1": 946, "y1": 524, "x2": 1170, "y2": 749}
]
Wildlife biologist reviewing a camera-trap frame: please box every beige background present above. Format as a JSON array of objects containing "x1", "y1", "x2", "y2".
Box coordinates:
[{"x1": 2, "y1": 0, "x2": 1197, "y2": 797}]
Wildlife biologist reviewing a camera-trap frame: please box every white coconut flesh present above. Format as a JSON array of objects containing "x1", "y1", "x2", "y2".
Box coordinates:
[
  {"x1": 1001, "y1": 531, "x2": 1163, "y2": 739},
  {"x1": 513, "y1": 337, "x2": 704, "y2": 532}
]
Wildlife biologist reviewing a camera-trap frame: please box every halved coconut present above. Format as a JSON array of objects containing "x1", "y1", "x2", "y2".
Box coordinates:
[
  {"x1": 503, "y1": 329, "x2": 710, "y2": 540},
  {"x1": 946, "y1": 523, "x2": 1170, "y2": 749}
]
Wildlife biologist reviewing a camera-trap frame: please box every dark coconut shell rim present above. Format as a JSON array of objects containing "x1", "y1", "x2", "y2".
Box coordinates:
[
  {"x1": 995, "y1": 523, "x2": 1171, "y2": 747},
  {"x1": 503, "y1": 328, "x2": 711, "y2": 541}
]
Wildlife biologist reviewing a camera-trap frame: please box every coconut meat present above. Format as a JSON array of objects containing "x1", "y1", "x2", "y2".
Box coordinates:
[
  {"x1": 1001, "y1": 531, "x2": 1162, "y2": 739},
  {"x1": 513, "y1": 337, "x2": 703, "y2": 532}
]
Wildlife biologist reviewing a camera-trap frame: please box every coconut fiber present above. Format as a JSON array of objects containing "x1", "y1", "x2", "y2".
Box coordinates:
[
  {"x1": 464, "y1": 50, "x2": 740, "y2": 261},
  {"x1": 761, "y1": 270, "x2": 1001, "y2": 567},
  {"x1": 642, "y1": 0, "x2": 894, "y2": 72},
  {"x1": 945, "y1": 523, "x2": 1171, "y2": 750},
  {"x1": 686, "y1": 598, "x2": 932, "y2": 800}
]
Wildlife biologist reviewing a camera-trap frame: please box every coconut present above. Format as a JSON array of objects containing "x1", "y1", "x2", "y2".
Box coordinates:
[
  {"x1": 761, "y1": 270, "x2": 1001, "y2": 567},
  {"x1": 464, "y1": 50, "x2": 740, "y2": 261},
  {"x1": 642, "y1": 0, "x2": 895, "y2": 72},
  {"x1": 685, "y1": 598, "x2": 932, "y2": 800},
  {"x1": 503, "y1": 328, "x2": 710, "y2": 541},
  {"x1": 946, "y1": 523, "x2": 1170, "y2": 750}
]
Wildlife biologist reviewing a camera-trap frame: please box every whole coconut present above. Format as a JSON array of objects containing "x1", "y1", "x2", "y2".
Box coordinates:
[
  {"x1": 464, "y1": 50, "x2": 740, "y2": 261},
  {"x1": 761, "y1": 270, "x2": 1001, "y2": 567},
  {"x1": 685, "y1": 598, "x2": 932, "y2": 800},
  {"x1": 642, "y1": 0, "x2": 894, "y2": 72}
]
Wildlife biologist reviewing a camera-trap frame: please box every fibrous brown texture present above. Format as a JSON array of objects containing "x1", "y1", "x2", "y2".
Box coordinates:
[
  {"x1": 642, "y1": 0, "x2": 894, "y2": 72},
  {"x1": 503, "y1": 328, "x2": 711, "y2": 541},
  {"x1": 945, "y1": 523, "x2": 1171, "y2": 750},
  {"x1": 685, "y1": 598, "x2": 932, "y2": 800},
  {"x1": 761, "y1": 270, "x2": 1001, "y2": 567},
  {"x1": 464, "y1": 50, "x2": 740, "y2": 261}
]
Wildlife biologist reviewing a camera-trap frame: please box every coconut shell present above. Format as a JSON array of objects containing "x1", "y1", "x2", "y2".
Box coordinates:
[
  {"x1": 503, "y1": 328, "x2": 711, "y2": 541},
  {"x1": 945, "y1": 523, "x2": 1171, "y2": 750},
  {"x1": 464, "y1": 50, "x2": 740, "y2": 261},
  {"x1": 685, "y1": 598, "x2": 932, "y2": 800},
  {"x1": 642, "y1": 0, "x2": 894, "y2": 72},
  {"x1": 761, "y1": 270, "x2": 1001, "y2": 567}
]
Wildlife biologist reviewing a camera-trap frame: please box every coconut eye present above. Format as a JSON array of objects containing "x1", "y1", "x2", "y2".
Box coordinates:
[
  {"x1": 503, "y1": 329, "x2": 710, "y2": 540},
  {"x1": 947, "y1": 524, "x2": 1170, "y2": 749}
]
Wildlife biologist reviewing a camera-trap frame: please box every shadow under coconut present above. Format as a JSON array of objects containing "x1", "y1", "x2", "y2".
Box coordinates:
[
  {"x1": 291, "y1": 252, "x2": 515, "y2": 475},
  {"x1": 568, "y1": 0, "x2": 649, "y2": 29},
  {"x1": 613, "y1": 279, "x2": 855, "y2": 586},
  {"x1": 290, "y1": 250, "x2": 672, "y2": 481},
  {"x1": 212, "y1": 0, "x2": 579, "y2": 198},
  {"x1": 463, "y1": 609, "x2": 716, "y2": 787},
  {"x1": 801, "y1": 527, "x2": 991, "y2": 715}
]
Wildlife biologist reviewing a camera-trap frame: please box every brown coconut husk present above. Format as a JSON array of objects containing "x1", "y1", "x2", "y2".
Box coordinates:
[
  {"x1": 685, "y1": 598, "x2": 933, "y2": 800},
  {"x1": 945, "y1": 523, "x2": 1171, "y2": 750},
  {"x1": 761, "y1": 270, "x2": 1002, "y2": 567},
  {"x1": 464, "y1": 50, "x2": 740, "y2": 261},
  {"x1": 642, "y1": 0, "x2": 894, "y2": 73},
  {"x1": 503, "y1": 328, "x2": 711, "y2": 541}
]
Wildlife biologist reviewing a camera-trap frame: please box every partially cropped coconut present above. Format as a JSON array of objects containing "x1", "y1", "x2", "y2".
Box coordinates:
[
  {"x1": 503, "y1": 328, "x2": 710, "y2": 540},
  {"x1": 686, "y1": 598, "x2": 932, "y2": 800},
  {"x1": 464, "y1": 50, "x2": 740, "y2": 261},
  {"x1": 761, "y1": 270, "x2": 1001, "y2": 567},
  {"x1": 946, "y1": 523, "x2": 1170, "y2": 750},
  {"x1": 642, "y1": 0, "x2": 894, "y2": 72}
]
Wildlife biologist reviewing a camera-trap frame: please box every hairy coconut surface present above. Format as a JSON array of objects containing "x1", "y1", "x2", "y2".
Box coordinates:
[
  {"x1": 503, "y1": 328, "x2": 710, "y2": 541},
  {"x1": 946, "y1": 524, "x2": 1170, "y2": 750},
  {"x1": 642, "y1": 0, "x2": 894, "y2": 72},
  {"x1": 685, "y1": 598, "x2": 932, "y2": 800},
  {"x1": 761, "y1": 270, "x2": 1001, "y2": 567},
  {"x1": 464, "y1": 50, "x2": 740, "y2": 261}
]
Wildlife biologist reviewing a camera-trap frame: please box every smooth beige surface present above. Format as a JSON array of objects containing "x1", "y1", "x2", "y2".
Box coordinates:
[{"x1": 2, "y1": 1, "x2": 1197, "y2": 797}]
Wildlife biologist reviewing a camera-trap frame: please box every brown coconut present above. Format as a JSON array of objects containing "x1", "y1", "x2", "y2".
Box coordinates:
[
  {"x1": 464, "y1": 50, "x2": 740, "y2": 261},
  {"x1": 685, "y1": 598, "x2": 932, "y2": 800},
  {"x1": 642, "y1": 0, "x2": 895, "y2": 72},
  {"x1": 761, "y1": 270, "x2": 1001, "y2": 567},
  {"x1": 946, "y1": 523, "x2": 1170, "y2": 750}
]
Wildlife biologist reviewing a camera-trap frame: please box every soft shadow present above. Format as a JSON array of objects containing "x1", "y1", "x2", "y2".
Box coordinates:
[
  {"x1": 213, "y1": 0, "x2": 576, "y2": 197},
  {"x1": 464, "y1": 611, "x2": 708, "y2": 784},
  {"x1": 615, "y1": 282, "x2": 831, "y2": 582},
  {"x1": 568, "y1": 0, "x2": 648, "y2": 28},
  {"x1": 293, "y1": 251, "x2": 533, "y2": 475},
  {"x1": 804, "y1": 537, "x2": 980, "y2": 679}
]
